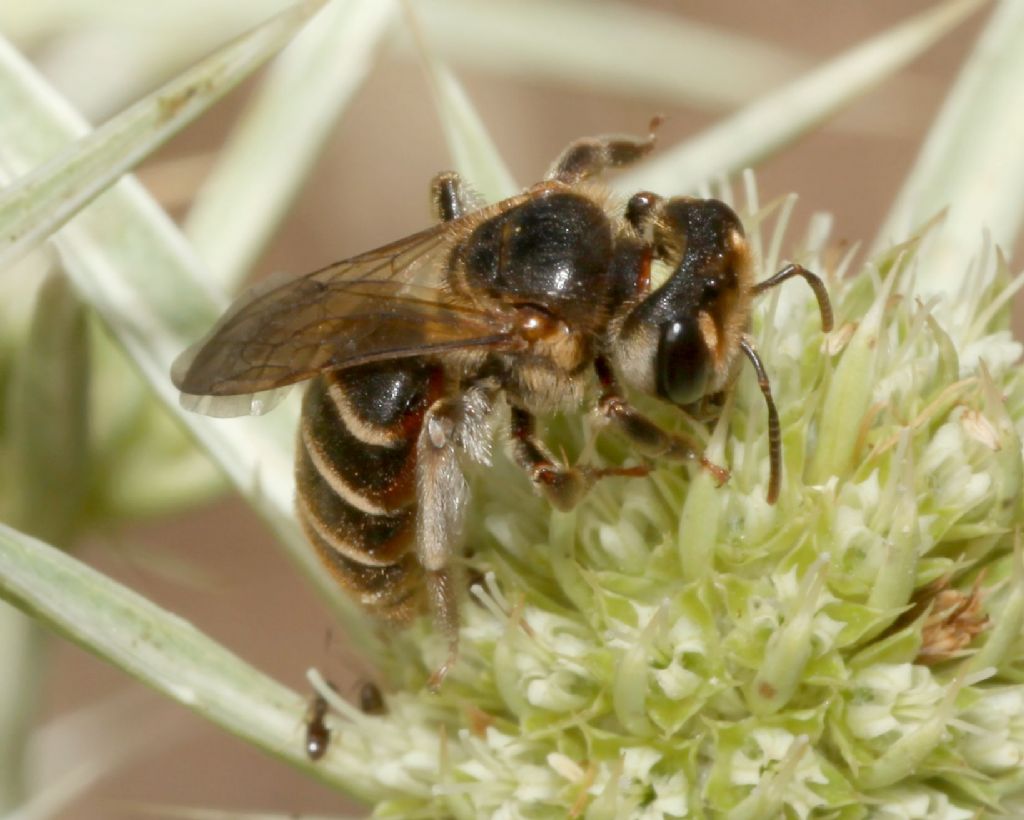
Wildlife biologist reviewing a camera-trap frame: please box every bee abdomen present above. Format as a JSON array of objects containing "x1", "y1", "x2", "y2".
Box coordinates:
[{"x1": 295, "y1": 361, "x2": 442, "y2": 622}]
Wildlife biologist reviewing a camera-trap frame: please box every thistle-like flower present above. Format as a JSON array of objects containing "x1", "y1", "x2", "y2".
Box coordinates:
[
  {"x1": 1, "y1": 2, "x2": 1021, "y2": 816},
  {"x1": 311, "y1": 196, "x2": 1024, "y2": 818}
]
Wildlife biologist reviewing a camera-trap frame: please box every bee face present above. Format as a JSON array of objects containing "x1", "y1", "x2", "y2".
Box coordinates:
[{"x1": 613, "y1": 196, "x2": 753, "y2": 408}]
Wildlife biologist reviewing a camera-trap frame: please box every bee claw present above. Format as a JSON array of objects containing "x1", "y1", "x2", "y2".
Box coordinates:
[
  {"x1": 427, "y1": 642, "x2": 459, "y2": 692},
  {"x1": 700, "y1": 457, "x2": 730, "y2": 487}
]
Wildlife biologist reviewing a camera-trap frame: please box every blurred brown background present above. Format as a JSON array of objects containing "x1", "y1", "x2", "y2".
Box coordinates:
[{"x1": 17, "y1": 1, "x2": 1006, "y2": 816}]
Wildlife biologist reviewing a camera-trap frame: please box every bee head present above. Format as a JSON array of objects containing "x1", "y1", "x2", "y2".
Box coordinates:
[{"x1": 612, "y1": 196, "x2": 753, "y2": 407}]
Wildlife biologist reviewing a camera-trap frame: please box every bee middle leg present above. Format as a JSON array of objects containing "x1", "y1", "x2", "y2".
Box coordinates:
[
  {"x1": 545, "y1": 116, "x2": 662, "y2": 185},
  {"x1": 509, "y1": 406, "x2": 648, "y2": 512}
]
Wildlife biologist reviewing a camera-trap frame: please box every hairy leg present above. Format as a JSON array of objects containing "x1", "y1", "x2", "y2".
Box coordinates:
[
  {"x1": 508, "y1": 406, "x2": 647, "y2": 511},
  {"x1": 546, "y1": 116, "x2": 662, "y2": 185},
  {"x1": 594, "y1": 357, "x2": 729, "y2": 485},
  {"x1": 430, "y1": 170, "x2": 474, "y2": 223},
  {"x1": 416, "y1": 397, "x2": 469, "y2": 689}
]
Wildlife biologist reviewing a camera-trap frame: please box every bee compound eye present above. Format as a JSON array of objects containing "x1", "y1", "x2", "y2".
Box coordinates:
[{"x1": 656, "y1": 317, "x2": 710, "y2": 406}]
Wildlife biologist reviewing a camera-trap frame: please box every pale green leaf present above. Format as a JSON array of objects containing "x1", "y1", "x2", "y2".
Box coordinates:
[
  {"x1": 0, "y1": 605, "x2": 43, "y2": 808},
  {"x1": 0, "y1": 1, "x2": 290, "y2": 51},
  {"x1": 406, "y1": 4, "x2": 516, "y2": 202},
  {"x1": 0, "y1": 0, "x2": 327, "y2": 271},
  {"x1": 429, "y1": 64, "x2": 518, "y2": 203},
  {"x1": 617, "y1": 0, "x2": 985, "y2": 196},
  {"x1": 0, "y1": 28, "x2": 382, "y2": 660},
  {"x1": 406, "y1": 0, "x2": 809, "y2": 111},
  {"x1": 0, "y1": 2, "x2": 293, "y2": 118},
  {"x1": 5, "y1": 268, "x2": 87, "y2": 546},
  {"x1": 0, "y1": 521, "x2": 376, "y2": 802},
  {"x1": 876, "y1": 0, "x2": 1024, "y2": 295},
  {"x1": 185, "y1": 0, "x2": 397, "y2": 291}
]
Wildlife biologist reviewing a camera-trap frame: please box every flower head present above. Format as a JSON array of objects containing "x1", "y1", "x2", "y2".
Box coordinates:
[{"x1": 313, "y1": 195, "x2": 1024, "y2": 816}]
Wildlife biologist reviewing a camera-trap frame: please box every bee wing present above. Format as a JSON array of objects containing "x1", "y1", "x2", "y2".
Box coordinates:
[{"x1": 172, "y1": 224, "x2": 518, "y2": 417}]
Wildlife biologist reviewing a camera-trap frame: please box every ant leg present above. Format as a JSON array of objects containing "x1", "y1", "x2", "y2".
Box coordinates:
[
  {"x1": 430, "y1": 171, "x2": 474, "y2": 223},
  {"x1": 594, "y1": 357, "x2": 730, "y2": 485},
  {"x1": 546, "y1": 116, "x2": 662, "y2": 185},
  {"x1": 509, "y1": 406, "x2": 648, "y2": 512},
  {"x1": 416, "y1": 397, "x2": 470, "y2": 689}
]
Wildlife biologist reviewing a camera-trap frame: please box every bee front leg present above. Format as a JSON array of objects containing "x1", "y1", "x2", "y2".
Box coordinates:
[
  {"x1": 416, "y1": 398, "x2": 470, "y2": 690},
  {"x1": 594, "y1": 357, "x2": 730, "y2": 485},
  {"x1": 545, "y1": 116, "x2": 662, "y2": 185},
  {"x1": 430, "y1": 171, "x2": 474, "y2": 223},
  {"x1": 509, "y1": 407, "x2": 647, "y2": 512}
]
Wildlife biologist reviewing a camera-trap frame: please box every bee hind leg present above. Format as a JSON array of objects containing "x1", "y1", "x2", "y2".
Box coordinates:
[
  {"x1": 545, "y1": 116, "x2": 662, "y2": 185},
  {"x1": 509, "y1": 407, "x2": 648, "y2": 512},
  {"x1": 416, "y1": 397, "x2": 470, "y2": 689}
]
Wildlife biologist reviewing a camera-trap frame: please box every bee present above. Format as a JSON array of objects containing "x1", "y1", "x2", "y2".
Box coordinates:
[{"x1": 173, "y1": 123, "x2": 833, "y2": 687}]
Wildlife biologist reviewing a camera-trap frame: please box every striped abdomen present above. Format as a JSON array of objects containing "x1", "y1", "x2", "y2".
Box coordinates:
[{"x1": 295, "y1": 359, "x2": 442, "y2": 623}]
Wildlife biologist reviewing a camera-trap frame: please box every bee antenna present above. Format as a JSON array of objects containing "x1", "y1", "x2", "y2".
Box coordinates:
[
  {"x1": 739, "y1": 336, "x2": 781, "y2": 504},
  {"x1": 753, "y1": 263, "x2": 834, "y2": 333}
]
